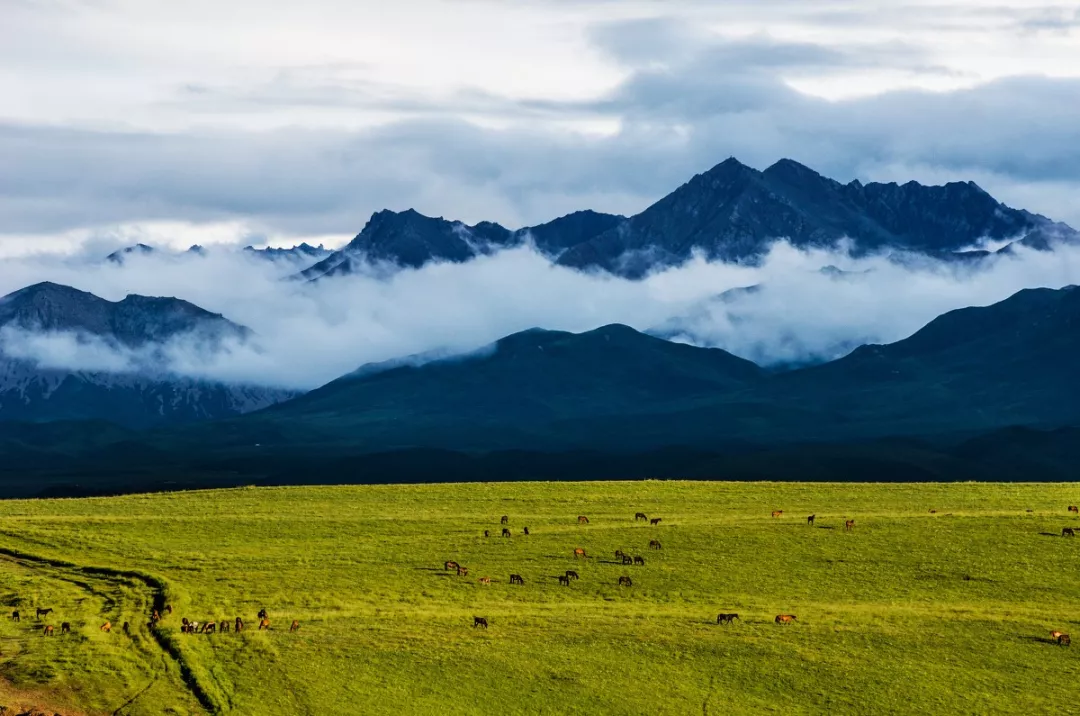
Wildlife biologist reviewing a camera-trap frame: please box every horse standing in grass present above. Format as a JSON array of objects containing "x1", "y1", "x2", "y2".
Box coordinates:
[
  {"x1": 574, "y1": 548, "x2": 586, "y2": 559},
  {"x1": 474, "y1": 617, "x2": 488, "y2": 628},
  {"x1": 633, "y1": 556, "x2": 645, "y2": 565},
  {"x1": 43, "y1": 625, "x2": 54, "y2": 636},
  {"x1": 717, "y1": 613, "x2": 739, "y2": 625},
  {"x1": 650, "y1": 518, "x2": 662, "y2": 525},
  {"x1": 61, "y1": 622, "x2": 70, "y2": 634},
  {"x1": 1069, "y1": 506, "x2": 1078, "y2": 514},
  {"x1": 235, "y1": 617, "x2": 244, "y2": 633},
  {"x1": 845, "y1": 520, "x2": 855, "y2": 532},
  {"x1": 771, "y1": 510, "x2": 783, "y2": 518},
  {"x1": 1063, "y1": 527, "x2": 1076, "y2": 537},
  {"x1": 502, "y1": 528, "x2": 512, "y2": 538},
  {"x1": 479, "y1": 577, "x2": 492, "y2": 585},
  {"x1": 1058, "y1": 634, "x2": 1071, "y2": 646},
  {"x1": 11, "y1": 610, "x2": 18, "y2": 622},
  {"x1": 259, "y1": 619, "x2": 271, "y2": 631},
  {"x1": 457, "y1": 566, "x2": 469, "y2": 576},
  {"x1": 101, "y1": 622, "x2": 111, "y2": 633},
  {"x1": 635, "y1": 513, "x2": 647, "y2": 521},
  {"x1": 649, "y1": 540, "x2": 662, "y2": 550},
  {"x1": 290, "y1": 620, "x2": 300, "y2": 632},
  {"x1": 578, "y1": 516, "x2": 590, "y2": 525},
  {"x1": 775, "y1": 614, "x2": 796, "y2": 624},
  {"x1": 618, "y1": 576, "x2": 632, "y2": 587},
  {"x1": 445, "y1": 560, "x2": 459, "y2": 571},
  {"x1": 621, "y1": 555, "x2": 633, "y2": 565},
  {"x1": 565, "y1": 570, "x2": 579, "y2": 581},
  {"x1": 36, "y1": 607, "x2": 52, "y2": 620},
  {"x1": 558, "y1": 575, "x2": 570, "y2": 586},
  {"x1": 501, "y1": 516, "x2": 509, "y2": 524},
  {"x1": 510, "y1": 574, "x2": 524, "y2": 585},
  {"x1": 807, "y1": 515, "x2": 815, "y2": 526}
]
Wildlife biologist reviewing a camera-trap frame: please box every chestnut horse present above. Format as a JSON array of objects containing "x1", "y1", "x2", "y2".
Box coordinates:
[
  {"x1": 578, "y1": 516, "x2": 590, "y2": 524},
  {"x1": 775, "y1": 614, "x2": 796, "y2": 624},
  {"x1": 574, "y1": 548, "x2": 586, "y2": 559},
  {"x1": 844, "y1": 520, "x2": 855, "y2": 532},
  {"x1": 771, "y1": 510, "x2": 783, "y2": 518},
  {"x1": 290, "y1": 620, "x2": 300, "y2": 632},
  {"x1": 259, "y1": 619, "x2": 271, "y2": 630}
]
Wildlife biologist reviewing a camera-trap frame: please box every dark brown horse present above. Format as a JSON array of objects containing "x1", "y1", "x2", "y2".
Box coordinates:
[
  {"x1": 633, "y1": 556, "x2": 645, "y2": 565},
  {"x1": 1058, "y1": 634, "x2": 1071, "y2": 646},
  {"x1": 165, "y1": 604, "x2": 173, "y2": 614},
  {"x1": 11, "y1": 610, "x2": 18, "y2": 622},
  {"x1": 510, "y1": 574, "x2": 524, "y2": 585},
  {"x1": 635, "y1": 512, "x2": 647, "y2": 521},
  {"x1": 220, "y1": 621, "x2": 230, "y2": 633},
  {"x1": 618, "y1": 576, "x2": 632, "y2": 587},
  {"x1": 558, "y1": 575, "x2": 570, "y2": 586},
  {"x1": 60, "y1": 622, "x2": 71, "y2": 634},
  {"x1": 1069, "y1": 505, "x2": 1079, "y2": 514},
  {"x1": 258, "y1": 608, "x2": 268, "y2": 620},
  {"x1": 565, "y1": 570, "x2": 579, "y2": 580},
  {"x1": 649, "y1": 540, "x2": 662, "y2": 550},
  {"x1": 578, "y1": 516, "x2": 590, "y2": 524},
  {"x1": 621, "y1": 555, "x2": 633, "y2": 565},
  {"x1": 523, "y1": 527, "x2": 530, "y2": 536},
  {"x1": 474, "y1": 616, "x2": 488, "y2": 628},
  {"x1": 123, "y1": 622, "x2": 130, "y2": 634},
  {"x1": 501, "y1": 515, "x2": 509, "y2": 524},
  {"x1": 36, "y1": 607, "x2": 53, "y2": 619},
  {"x1": 484, "y1": 530, "x2": 490, "y2": 538},
  {"x1": 204, "y1": 622, "x2": 217, "y2": 634},
  {"x1": 716, "y1": 613, "x2": 739, "y2": 625},
  {"x1": 235, "y1": 617, "x2": 244, "y2": 632},
  {"x1": 650, "y1": 518, "x2": 662, "y2": 525},
  {"x1": 775, "y1": 614, "x2": 796, "y2": 624},
  {"x1": 844, "y1": 520, "x2": 855, "y2": 532},
  {"x1": 1063, "y1": 527, "x2": 1076, "y2": 537},
  {"x1": 445, "y1": 560, "x2": 459, "y2": 571},
  {"x1": 502, "y1": 528, "x2": 512, "y2": 538},
  {"x1": 807, "y1": 515, "x2": 815, "y2": 526},
  {"x1": 290, "y1": 620, "x2": 300, "y2": 632},
  {"x1": 614, "y1": 549, "x2": 624, "y2": 559}
]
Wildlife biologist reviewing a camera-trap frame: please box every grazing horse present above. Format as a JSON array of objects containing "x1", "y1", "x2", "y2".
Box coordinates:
[
  {"x1": 123, "y1": 622, "x2": 130, "y2": 634},
  {"x1": 523, "y1": 527, "x2": 530, "y2": 536},
  {"x1": 479, "y1": 577, "x2": 492, "y2": 585},
  {"x1": 11, "y1": 610, "x2": 18, "y2": 622},
  {"x1": 165, "y1": 604, "x2": 173, "y2": 614},
  {"x1": 151, "y1": 610, "x2": 160, "y2": 624},
  {"x1": 618, "y1": 576, "x2": 633, "y2": 587},
  {"x1": 1063, "y1": 527, "x2": 1076, "y2": 538},
  {"x1": 457, "y1": 566, "x2": 469, "y2": 576},
  {"x1": 484, "y1": 530, "x2": 490, "y2": 538},
  {"x1": 1058, "y1": 634, "x2": 1071, "y2": 646},
  {"x1": 649, "y1": 540, "x2": 662, "y2": 550},
  {"x1": 1050, "y1": 630, "x2": 1064, "y2": 640},
  {"x1": 771, "y1": 510, "x2": 783, "y2": 518},
  {"x1": 290, "y1": 620, "x2": 300, "y2": 632},
  {"x1": 204, "y1": 622, "x2": 217, "y2": 634},
  {"x1": 473, "y1": 617, "x2": 488, "y2": 629},
  {"x1": 220, "y1": 621, "x2": 230, "y2": 633},
  {"x1": 101, "y1": 622, "x2": 112, "y2": 633},
  {"x1": 635, "y1": 512, "x2": 647, "y2": 521},
  {"x1": 619, "y1": 555, "x2": 631, "y2": 565},
  {"x1": 258, "y1": 608, "x2": 268, "y2": 620},
  {"x1": 650, "y1": 518, "x2": 662, "y2": 526},
  {"x1": 43, "y1": 625, "x2": 54, "y2": 636},
  {"x1": 929, "y1": 509, "x2": 937, "y2": 514},
  {"x1": 574, "y1": 548, "x2": 586, "y2": 559},
  {"x1": 558, "y1": 575, "x2": 570, "y2": 586},
  {"x1": 614, "y1": 549, "x2": 625, "y2": 559},
  {"x1": 182, "y1": 617, "x2": 189, "y2": 628},
  {"x1": 235, "y1": 617, "x2": 244, "y2": 633},
  {"x1": 844, "y1": 520, "x2": 855, "y2": 532},
  {"x1": 60, "y1": 622, "x2": 71, "y2": 634},
  {"x1": 36, "y1": 607, "x2": 53, "y2": 620},
  {"x1": 445, "y1": 560, "x2": 459, "y2": 571},
  {"x1": 502, "y1": 528, "x2": 512, "y2": 538},
  {"x1": 807, "y1": 515, "x2": 815, "y2": 526},
  {"x1": 578, "y1": 516, "x2": 590, "y2": 525},
  {"x1": 633, "y1": 556, "x2": 645, "y2": 566},
  {"x1": 565, "y1": 570, "x2": 579, "y2": 580},
  {"x1": 259, "y1": 618, "x2": 271, "y2": 631},
  {"x1": 775, "y1": 614, "x2": 796, "y2": 625},
  {"x1": 1069, "y1": 505, "x2": 1079, "y2": 514},
  {"x1": 510, "y1": 574, "x2": 524, "y2": 585},
  {"x1": 717, "y1": 613, "x2": 739, "y2": 625},
  {"x1": 501, "y1": 515, "x2": 509, "y2": 524}
]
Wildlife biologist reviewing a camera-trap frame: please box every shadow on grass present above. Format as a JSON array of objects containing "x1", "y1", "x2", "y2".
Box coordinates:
[{"x1": 1017, "y1": 635, "x2": 1060, "y2": 645}]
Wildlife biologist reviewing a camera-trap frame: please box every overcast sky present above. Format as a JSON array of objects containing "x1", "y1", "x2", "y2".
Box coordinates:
[{"x1": 2, "y1": 0, "x2": 1079, "y2": 256}]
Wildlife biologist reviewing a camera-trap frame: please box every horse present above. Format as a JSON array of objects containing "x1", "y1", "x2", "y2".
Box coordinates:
[
  {"x1": 1051, "y1": 630, "x2": 1064, "y2": 640},
  {"x1": 929, "y1": 509, "x2": 937, "y2": 514},
  {"x1": 457, "y1": 565, "x2": 469, "y2": 576},
  {"x1": 259, "y1": 618, "x2": 270, "y2": 630},
  {"x1": 771, "y1": 510, "x2": 783, "y2": 518},
  {"x1": 36, "y1": 607, "x2": 53, "y2": 620},
  {"x1": 502, "y1": 528, "x2": 512, "y2": 538},
  {"x1": 614, "y1": 549, "x2": 625, "y2": 559},
  {"x1": 165, "y1": 604, "x2": 173, "y2": 614},
  {"x1": 484, "y1": 530, "x2": 490, "y2": 538},
  {"x1": 11, "y1": 610, "x2": 18, "y2": 622},
  {"x1": 501, "y1": 515, "x2": 509, "y2": 524},
  {"x1": 1063, "y1": 527, "x2": 1076, "y2": 537},
  {"x1": 479, "y1": 577, "x2": 492, "y2": 585},
  {"x1": 101, "y1": 622, "x2": 111, "y2": 633},
  {"x1": 235, "y1": 617, "x2": 244, "y2": 633},
  {"x1": 717, "y1": 613, "x2": 739, "y2": 625},
  {"x1": 1058, "y1": 634, "x2": 1071, "y2": 646},
  {"x1": 123, "y1": 622, "x2": 129, "y2": 634},
  {"x1": 523, "y1": 527, "x2": 530, "y2": 536},
  {"x1": 473, "y1": 617, "x2": 488, "y2": 629},
  {"x1": 574, "y1": 548, "x2": 586, "y2": 559},
  {"x1": 220, "y1": 621, "x2": 230, "y2": 633},
  {"x1": 43, "y1": 625, "x2": 54, "y2": 636},
  {"x1": 844, "y1": 519, "x2": 855, "y2": 532},
  {"x1": 510, "y1": 574, "x2": 524, "y2": 585},
  {"x1": 204, "y1": 622, "x2": 217, "y2": 634},
  {"x1": 60, "y1": 622, "x2": 71, "y2": 634},
  {"x1": 649, "y1": 540, "x2": 662, "y2": 550},
  {"x1": 290, "y1": 620, "x2": 300, "y2": 632},
  {"x1": 151, "y1": 610, "x2": 160, "y2": 624},
  {"x1": 558, "y1": 575, "x2": 570, "y2": 586},
  {"x1": 807, "y1": 515, "x2": 815, "y2": 526},
  {"x1": 578, "y1": 516, "x2": 590, "y2": 524},
  {"x1": 633, "y1": 556, "x2": 645, "y2": 565},
  {"x1": 445, "y1": 560, "x2": 459, "y2": 571},
  {"x1": 618, "y1": 576, "x2": 632, "y2": 587},
  {"x1": 635, "y1": 512, "x2": 647, "y2": 521},
  {"x1": 258, "y1": 608, "x2": 268, "y2": 620},
  {"x1": 775, "y1": 614, "x2": 796, "y2": 624},
  {"x1": 650, "y1": 518, "x2": 662, "y2": 525},
  {"x1": 565, "y1": 570, "x2": 579, "y2": 580},
  {"x1": 182, "y1": 617, "x2": 189, "y2": 628},
  {"x1": 1069, "y1": 506, "x2": 1079, "y2": 514}
]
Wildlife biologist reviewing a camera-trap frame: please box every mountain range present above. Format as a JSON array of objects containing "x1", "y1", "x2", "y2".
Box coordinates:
[{"x1": 0, "y1": 282, "x2": 293, "y2": 427}]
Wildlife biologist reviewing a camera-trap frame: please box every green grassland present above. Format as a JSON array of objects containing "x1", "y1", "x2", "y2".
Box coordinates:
[{"x1": 0, "y1": 482, "x2": 1078, "y2": 715}]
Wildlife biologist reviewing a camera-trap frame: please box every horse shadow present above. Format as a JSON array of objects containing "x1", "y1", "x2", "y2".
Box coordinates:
[
  {"x1": 816, "y1": 526, "x2": 836, "y2": 530},
  {"x1": 1038, "y1": 532, "x2": 1064, "y2": 537},
  {"x1": 1018, "y1": 635, "x2": 1058, "y2": 645}
]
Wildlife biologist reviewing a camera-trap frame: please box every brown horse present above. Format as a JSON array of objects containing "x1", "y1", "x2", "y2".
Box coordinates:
[
  {"x1": 1058, "y1": 634, "x2": 1071, "y2": 646},
  {"x1": 807, "y1": 515, "x2": 815, "y2": 526},
  {"x1": 43, "y1": 625, "x2": 54, "y2": 636},
  {"x1": 123, "y1": 622, "x2": 130, "y2": 634},
  {"x1": 717, "y1": 613, "x2": 739, "y2": 625},
  {"x1": 165, "y1": 604, "x2": 173, "y2": 614},
  {"x1": 290, "y1": 620, "x2": 300, "y2": 632},
  {"x1": 259, "y1": 618, "x2": 271, "y2": 631},
  {"x1": 635, "y1": 512, "x2": 647, "y2": 521},
  {"x1": 220, "y1": 621, "x2": 230, "y2": 633},
  {"x1": 775, "y1": 614, "x2": 796, "y2": 624},
  {"x1": 501, "y1": 515, "x2": 509, "y2": 524},
  {"x1": 633, "y1": 556, "x2": 645, "y2": 565},
  {"x1": 565, "y1": 570, "x2": 579, "y2": 580},
  {"x1": 523, "y1": 527, "x2": 530, "y2": 536},
  {"x1": 502, "y1": 528, "x2": 512, "y2": 538},
  {"x1": 11, "y1": 610, "x2": 18, "y2": 622},
  {"x1": 618, "y1": 576, "x2": 632, "y2": 587},
  {"x1": 1069, "y1": 505, "x2": 1079, "y2": 514},
  {"x1": 445, "y1": 560, "x2": 459, "y2": 571},
  {"x1": 36, "y1": 607, "x2": 52, "y2": 619},
  {"x1": 621, "y1": 555, "x2": 633, "y2": 565},
  {"x1": 510, "y1": 574, "x2": 524, "y2": 585},
  {"x1": 650, "y1": 518, "x2": 662, "y2": 525},
  {"x1": 844, "y1": 520, "x2": 855, "y2": 532},
  {"x1": 771, "y1": 510, "x2": 783, "y2": 518},
  {"x1": 574, "y1": 548, "x2": 586, "y2": 559},
  {"x1": 474, "y1": 616, "x2": 488, "y2": 628},
  {"x1": 614, "y1": 549, "x2": 625, "y2": 558},
  {"x1": 204, "y1": 622, "x2": 217, "y2": 634},
  {"x1": 235, "y1": 617, "x2": 244, "y2": 633},
  {"x1": 60, "y1": 622, "x2": 71, "y2": 634},
  {"x1": 649, "y1": 540, "x2": 662, "y2": 550},
  {"x1": 558, "y1": 575, "x2": 570, "y2": 586},
  {"x1": 929, "y1": 509, "x2": 937, "y2": 514},
  {"x1": 478, "y1": 577, "x2": 492, "y2": 585},
  {"x1": 457, "y1": 566, "x2": 469, "y2": 576},
  {"x1": 578, "y1": 516, "x2": 590, "y2": 524},
  {"x1": 101, "y1": 622, "x2": 112, "y2": 633},
  {"x1": 1063, "y1": 527, "x2": 1076, "y2": 537},
  {"x1": 484, "y1": 530, "x2": 490, "y2": 538}
]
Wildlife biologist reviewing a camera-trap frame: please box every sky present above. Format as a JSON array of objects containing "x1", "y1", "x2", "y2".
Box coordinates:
[{"x1": 2, "y1": 0, "x2": 1079, "y2": 257}]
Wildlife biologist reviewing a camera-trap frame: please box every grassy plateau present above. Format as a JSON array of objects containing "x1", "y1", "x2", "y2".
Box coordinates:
[{"x1": 0, "y1": 481, "x2": 1077, "y2": 715}]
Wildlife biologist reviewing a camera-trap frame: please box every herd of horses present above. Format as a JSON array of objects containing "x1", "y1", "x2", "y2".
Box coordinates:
[
  {"x1": 461, "y1": 507, "x2": 1076, "y2": 646},
  {"x1": 27, "y1": 602, "x2": 301, "y2": 638}
]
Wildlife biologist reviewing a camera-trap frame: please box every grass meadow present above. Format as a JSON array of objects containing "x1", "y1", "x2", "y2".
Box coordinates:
[{"x1": 0, "y1": 481, "x2": 1077, "y2": 714}]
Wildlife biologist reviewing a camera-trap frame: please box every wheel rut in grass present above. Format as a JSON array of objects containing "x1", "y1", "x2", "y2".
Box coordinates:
[{"x1": 0, "y1": 544, "x2": 219, "y2": 715}]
